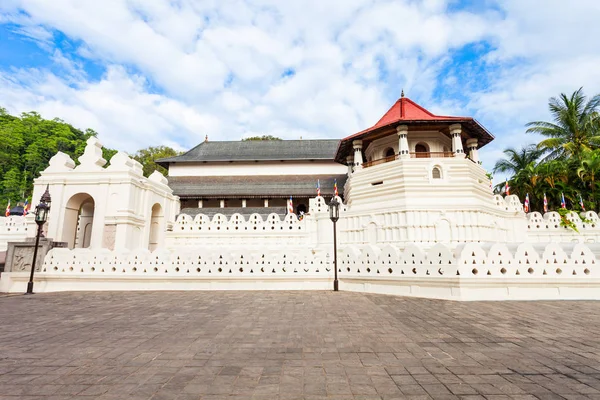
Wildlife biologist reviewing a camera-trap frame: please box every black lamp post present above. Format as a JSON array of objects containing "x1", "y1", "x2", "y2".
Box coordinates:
[
  {"x1": 329, "y1": 197, "x2": 340, "y2": 291},
  {"x1": 26, "y1": 186, "x2": 51, "y2": 295}
]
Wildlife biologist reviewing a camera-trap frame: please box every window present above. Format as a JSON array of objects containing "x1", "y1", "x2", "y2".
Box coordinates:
[
  {"x1": 384, "y1": 148, "x2": 395, "y2": 158},
  {"x1": 432, "y1": 167, "x2": 441, "y2": 179},
  {"x1": 415, "y1": 143, "x2": 429, "y2": 158}
]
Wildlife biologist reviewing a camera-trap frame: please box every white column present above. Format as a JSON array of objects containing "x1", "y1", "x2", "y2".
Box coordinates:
[
  {"x1": 450, "y1": 124, "x2": 465, "y2": 158},
  {"x1": 220, "y1": 199, "x2": 225, "y2": 208},
  {"x1": 198, "y1": 199, "x2": 203, "y2": 208},
  {"x1": 264, "y1": 199, "x2": 269, "y2": 207},
  {"x1": 466, "y1": 138, "x2": 480, "y2": 163},
  {"x1": 397, "y1": 125, "x2": 409, "y2": 159},
  {"x1": 242, "y1": 199, "x2": 247, "y2": 208},
  {"x1": 346, "y1": 155, "x2": 354, "y2": 175},
  {"x1": 353, "y1": 140, "x2": 364, "y2": 170}
]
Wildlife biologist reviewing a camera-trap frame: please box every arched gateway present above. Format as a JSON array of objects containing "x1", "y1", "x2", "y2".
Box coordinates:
[{"x1": 62, "y1": 193, "x2": 95, "y2": 249}]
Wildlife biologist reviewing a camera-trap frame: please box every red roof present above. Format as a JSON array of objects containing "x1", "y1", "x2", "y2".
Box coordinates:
[
  {"x1": 352, "y1": 96, "x2": 466, "y2": 138},
  {"x1": 334, "y1": 95, "x2": 494, "y2": 163}
]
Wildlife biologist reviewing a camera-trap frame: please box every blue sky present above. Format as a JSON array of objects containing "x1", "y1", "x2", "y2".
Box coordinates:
[{"x1": 1, "y1": 0, "x2": 600, "y2": 182}]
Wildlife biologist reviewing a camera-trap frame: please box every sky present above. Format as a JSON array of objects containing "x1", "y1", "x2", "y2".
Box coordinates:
[{"x1": 0, "y1": 0, "x2": 599, "y2": 180}]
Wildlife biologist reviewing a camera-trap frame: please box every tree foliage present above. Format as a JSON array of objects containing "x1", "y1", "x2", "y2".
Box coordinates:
[
  {"x1": 0, "y1": 108, "x2": 116, "y2": 210},
  {"x1": 497, "y1": 88, "x2": 600, "y2": 212},
  {"x1": 131, "y1": 146, "x2": 182, "y2": 177},
  {"x1": 242, "y1": 135, "x2": 282, "y2": 141}
]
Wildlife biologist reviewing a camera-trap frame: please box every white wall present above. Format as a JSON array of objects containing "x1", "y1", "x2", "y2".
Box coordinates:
[
  {"x1": 168, "y1": 160, "x2": 347, "y2": 177},
  {"x1": 0, "y1": 216, "x2": 29, "y2": 252},
  {"x1": 3, "y1": 241, "x2": 600, "y2": 301}
]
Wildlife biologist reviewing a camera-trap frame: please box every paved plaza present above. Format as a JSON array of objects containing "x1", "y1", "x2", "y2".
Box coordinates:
[{"x1": 1, "y1": 291, "x2": 600, "y2": 399}]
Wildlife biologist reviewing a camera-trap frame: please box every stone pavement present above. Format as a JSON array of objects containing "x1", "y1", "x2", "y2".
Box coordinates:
[{"x1": 1, "y1": 292, "x2": 600, "y2": 399}]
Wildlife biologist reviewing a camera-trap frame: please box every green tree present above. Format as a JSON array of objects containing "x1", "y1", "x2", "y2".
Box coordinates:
[
  {"x1": 131, "y1": 146, "x2": 182, "y2": 177},
  {"x1": 0, "y1": 108, "x2": 117, "y2": 210},
  {"x1": 1, "y1": 167, "x2": 24, "y2": 206},
  {"x1": 493, "y1": 145, "x2": 542, "y2": 176},
  {"x1": 577, "y1": 150, "x2": 600, "y2": 208},
  {"x1": 526, "y1": 87, "x2": 600, "y2": 160},
  {"x1": 242, "y1": 135, "x2": 282, "y2": 141}
]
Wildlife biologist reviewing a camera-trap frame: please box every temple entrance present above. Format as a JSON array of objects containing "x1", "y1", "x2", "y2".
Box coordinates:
[
  {"x1": 415, "y1": 143, "x2": 429, "y2": 158},
  {"x1": 62, "y1": 193, "x2": 95, "y2": 249},
  {"x1": 149, "y1": 203, "x2": 163, "y2": 251}
]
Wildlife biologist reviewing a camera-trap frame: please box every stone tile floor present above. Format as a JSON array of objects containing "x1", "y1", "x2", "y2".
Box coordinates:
[{"x1": 1, "y1": 291, "x2": 600, "y2": 399}]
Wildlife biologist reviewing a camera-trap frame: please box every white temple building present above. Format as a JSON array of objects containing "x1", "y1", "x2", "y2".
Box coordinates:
[{"x1": 1, "y1": 94, "x2": 600, "y2": 300}]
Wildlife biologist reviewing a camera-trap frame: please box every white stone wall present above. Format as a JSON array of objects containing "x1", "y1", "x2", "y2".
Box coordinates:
[
  {"x1": 2, "y1": 241, "x2": 599, "y2": 300},
  {"x1": 168, "y1": 160, "x2": 347, "y2": 177},
  {"x1": 0, "y1": 216, "x2": 29, "y2": 252},
  {"x1": 526, "y1": 211, "x2": 600, "y2": 243},
  {"x1": 167, "y1": 212, "x2": 314, "y2": 248},
  {"x1": 341, "y1": 156, "x2": 527, "y2": 245}
]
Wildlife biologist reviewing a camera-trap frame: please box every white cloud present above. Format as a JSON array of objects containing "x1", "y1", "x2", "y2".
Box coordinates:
[
  {"x1": 0, "y1": 66, "x2": 219, "y2": 152},
  {"x1": 0, "y1": 0, "x2": 599, "y2": 178}
]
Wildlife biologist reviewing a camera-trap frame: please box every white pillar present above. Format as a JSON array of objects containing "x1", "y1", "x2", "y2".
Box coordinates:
[
  {"x1": 220, "y1": 199, "x2": 225, "y2": 208},
  {"x1": 450, "y1": 124, "x2": 465, "y2": 158},
  {"x1": 242, "y1": 199, "x2": 247, "y2": 208},
  {"x1": 353, "y1": 140, "x2": 364, "y2": 170},
  {"x1": 198, "y1": 199, "x2": 203, "y2": 208},
  {"x1": 264, "y1": 199, "x2": 269, "y2": 207},
  {"x1": 397, "y1": 124, "x2": 409, "y2": 159},
  {"x1": 466, "y1": 138, "x2": 480, "y2": 163},
  {"x1": 346, "y1": 155, "x2": 354, "y2": 175}
]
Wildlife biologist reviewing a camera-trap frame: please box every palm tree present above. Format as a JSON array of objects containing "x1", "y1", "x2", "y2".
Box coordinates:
[
  {"x1": 493, "y1": 144, "x2": 542, "y2": 176},
  {"x1": 577, "y1": 149, "x2": 600, "y2": 208},
  {"x1": 526, "y1": 87, "x2": 600, "y2": 160}
]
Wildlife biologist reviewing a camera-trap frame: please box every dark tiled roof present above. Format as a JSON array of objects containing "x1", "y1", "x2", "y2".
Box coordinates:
[
  {"x1": 180, "y1": 207, "x2": 287, "y2": 219},
  {"x1": 157, "y1": 139, "x2": 340, "y2": 166},
  {"x1": 168, "y1": 174, "x2": 347, "y2": 198}
]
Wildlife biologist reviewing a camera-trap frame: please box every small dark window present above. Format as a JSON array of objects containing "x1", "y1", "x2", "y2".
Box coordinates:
[
  {"x1": 385, "y1": 148, "x2": 395, "y2": 158},
  {"x1": 432, "y1": 167, "x2": 441, "y2": 179}
]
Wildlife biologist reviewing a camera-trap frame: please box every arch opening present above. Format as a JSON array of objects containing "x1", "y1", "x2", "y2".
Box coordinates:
[
  {"x1": 149, "y1": 203, "x2": 164, "y2": 251},
  {"x1": 384, "y1": 147, "x2": 395, "y2": 158},
  {"x1": 62, "y1": 193, "x2": 95, "y2": 249},
  {"x1": 415, "y1": 142, "x2": 429, "y2": 158}
]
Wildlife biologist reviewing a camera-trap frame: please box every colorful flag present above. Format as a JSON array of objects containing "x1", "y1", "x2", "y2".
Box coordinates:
[
  {"x1": 316, "y1": 179, "x2": 321, "y2": 197},
  {"x1": 287, "y1": 196, "x2": 294, "y2": 214},
  {"x1": 4, "y1": 200, "x2": 10, "y2": 217},
  {"x1": 504, "y1": 180, "x2": 510, "y2": 196},
  {"x1": 579, "y1": 194, "x2": 586, "y2": 211},
  {"x1": 524, "y1": 193, "x2": 530, "y2": 213},
  {"x1": 543, "y1": 193, "x2": 548, "y2": 213},
  {"x1": 561, "y1": 192, "x2": 566, "y2": 209},
  {"x1": 23, "y1": 199, "x2": 29, "y2": 215},
  {"x1": 334, "y1": 179, "x2": 338, "y2": 197}
]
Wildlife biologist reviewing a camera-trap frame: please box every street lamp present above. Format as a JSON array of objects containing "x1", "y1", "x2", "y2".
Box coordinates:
[
  {"x1": 329, "y1": 197, "x2": 340, "y2": 291},
  {"x1": 26, "y1": 185, "x2": 51, "y2": 295}
]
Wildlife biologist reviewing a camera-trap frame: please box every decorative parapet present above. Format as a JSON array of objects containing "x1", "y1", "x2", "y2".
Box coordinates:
[
  {"x1": 172, "y1": 212, "x2": 306, "y2": 233},
  {"x1": 0, "y1": 216, "x2": 29, "y2": 252},
  {"x1": 166, "y1": 212, "x2": 313, "y2": 247},
  {"x1": 492, "y1": 194, "x2": 524, "y2": 212},
  {"x1": 526, "y1": 211, "x2": 600, "y2": 243},
  {"x1": 41, "y1": 246, "x2": 331, "y2": 276},
  {"x1": 338, "y1": 242, "x2": 598, "y2": 278},
  {"x1": 38, "y1": 241, "x2": 598, "y2": 279},
  {"x1": 2, "y1": 241, "x2": 594, "y2": 300}
]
